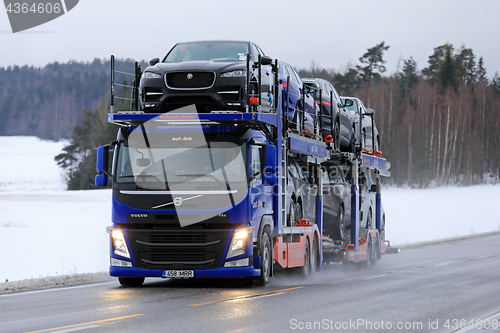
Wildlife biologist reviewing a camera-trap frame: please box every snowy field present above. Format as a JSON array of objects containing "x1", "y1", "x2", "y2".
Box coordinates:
[{"x1": 0, "y1": 136, "x2": 499, "y2": 283}]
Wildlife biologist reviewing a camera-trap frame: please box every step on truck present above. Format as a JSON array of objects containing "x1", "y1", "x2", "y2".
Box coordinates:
[{"x1": 96, "y1": 55, "x2": 396, "y2": 287}]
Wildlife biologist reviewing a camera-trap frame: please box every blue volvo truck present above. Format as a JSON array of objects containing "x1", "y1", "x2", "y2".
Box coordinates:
[{"x1": 96, "y1": 55, "x2": 394, "y2": 287}]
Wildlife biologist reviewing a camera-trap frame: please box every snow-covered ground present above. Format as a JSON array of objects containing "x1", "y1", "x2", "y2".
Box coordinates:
[{"x1": 0, "y1": 136, "x2": 499, "y2": 283}]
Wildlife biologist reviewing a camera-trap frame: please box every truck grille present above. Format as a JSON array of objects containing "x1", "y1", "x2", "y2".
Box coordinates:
[
  {"x1": 140, "y1": 250, "x2": 217, "y2": 265},
  {"x1": 128, "y1": 229, "x2": 227, "y2": 270},
  {"x1": 166, "y1": 71, "x2": 215, "y2": 89}
]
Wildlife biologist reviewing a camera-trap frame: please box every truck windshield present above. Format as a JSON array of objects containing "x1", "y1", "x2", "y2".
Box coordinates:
[
  {"x1": 115, "y1": 140, "x2": 248, "y2": 190},
  {"x1": 164, "y1": 42, "x2": 249, "y2": 63}
]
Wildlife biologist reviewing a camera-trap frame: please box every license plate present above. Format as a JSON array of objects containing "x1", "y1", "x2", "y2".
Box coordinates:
[{"x1": 162, "y1": 270, "x2": 194, "y2": 278}]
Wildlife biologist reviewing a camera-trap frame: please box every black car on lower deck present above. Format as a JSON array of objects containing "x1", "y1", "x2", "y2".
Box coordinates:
[
  {"x1": 139, "y1": 40, "x2": 274, "y2": 113},
  {"x1": 286, "y1": 160, "x2": 317, "y2": 226},
  {"x1": 303, "y1": 78, "x2": 355, "y2": 152}
]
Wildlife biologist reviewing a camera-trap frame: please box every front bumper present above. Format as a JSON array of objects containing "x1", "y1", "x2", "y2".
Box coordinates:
[{"x1": 110, "y1": 264, "x2": 260, "y2": 278}]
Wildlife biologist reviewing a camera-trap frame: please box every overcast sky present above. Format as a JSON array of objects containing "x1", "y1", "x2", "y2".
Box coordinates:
[{"x1": 1, "y1": 0, "x2": 500, "y2": 78}]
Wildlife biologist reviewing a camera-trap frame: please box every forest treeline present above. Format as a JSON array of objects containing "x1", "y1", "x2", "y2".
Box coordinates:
[
  {"x1": 0, "y1": 59, "x2": 110, "y2": 139},
  {"x1": 2, "y1": 44, "x2": 500, "y2": 188},
  {"x1": 0, "y1": 58, "x2": 142, "y2": 140},
  {"x1": 298, "y1": 42, "x2": 500, "y2": 186}
]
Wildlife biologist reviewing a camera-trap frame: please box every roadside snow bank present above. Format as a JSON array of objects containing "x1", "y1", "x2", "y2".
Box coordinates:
[{"x1": 383, "y1": 185, "x2": 500, "y2": 245}]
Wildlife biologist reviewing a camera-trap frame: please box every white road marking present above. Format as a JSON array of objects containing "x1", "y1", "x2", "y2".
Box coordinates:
[
  {"x1": 0, "y1": 282, "x2": 116, "y2": 298},
  {"x1": 478, "y1": 255, "x2": 495, "y2": 259},
  {"x1": 52, "y1": 324, "x2": 99, "y2": 333},
  {"x1": 364, "y1": 274, "x2": 388, "y2": 280},
  {"x1": 433, "y1": 260, "x2": 456, "y2": 267},
  {"x1": 234, "y1": 291, "x2": 287, "y2": 301}
]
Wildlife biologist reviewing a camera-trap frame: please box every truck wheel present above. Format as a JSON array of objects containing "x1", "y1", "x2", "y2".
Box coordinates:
[
  {"x1": 118, "y1": 277, "x2": 145, "y2": 287},
  {"x1": 255, "y1": 228, "x2": 272, "y2": 286},
  {"x1": 301, "y1": 237, "x2": 311, "y2": 278}
]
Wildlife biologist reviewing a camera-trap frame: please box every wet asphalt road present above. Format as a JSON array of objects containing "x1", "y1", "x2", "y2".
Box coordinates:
[{"x1": 1, "y1": 234, "x2": 499, "y2": 333}]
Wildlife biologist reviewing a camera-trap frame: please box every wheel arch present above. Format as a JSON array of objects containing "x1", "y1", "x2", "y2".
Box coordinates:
[{"x1": 255, "y1": 215, "x2": 273, "y2": 255}]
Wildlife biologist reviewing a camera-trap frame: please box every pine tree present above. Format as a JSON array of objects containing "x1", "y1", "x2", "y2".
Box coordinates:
[
  {"x1": 455, "y1": 45, "x2": 476, "y2": 85},
  {"x1": 356, "y1": 41, "x2": 390, "y2": 87},
  {"x1": 55, "y1": 98, "x2": 119, "y2": 190},
  {"x1": 493, "y1": 72, "x2": 500, "y2": 94},
  {"x1": 476, "y1": 57, "x2": 488, "y2": 84},
  {"x1": 439, "y1": 45, "x2": 458, "y2": 91},
  {"x1": 398, "y1": 56, "x2": 419, "y2": 97}
]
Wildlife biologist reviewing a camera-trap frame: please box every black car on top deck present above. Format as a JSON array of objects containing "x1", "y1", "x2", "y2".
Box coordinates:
[{"x1": 139, "y1": 40, "x2": 274, "y2": 113}]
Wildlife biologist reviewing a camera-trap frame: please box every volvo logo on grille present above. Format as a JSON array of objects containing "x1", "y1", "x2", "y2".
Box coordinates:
[
  {"x1": 187, "y1": 73, "x2": 193, "y2": 80},
  {"x1": 174, "y1": 197, "x2": 183, "y2": 206}
]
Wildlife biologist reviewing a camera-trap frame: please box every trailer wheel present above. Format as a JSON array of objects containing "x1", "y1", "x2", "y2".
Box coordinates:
[
  {"x1": 118, "y1": 277, "x2": 145, "y2": 287},
  {"x1": 255, "y1": 228, "x2": 272, "y2": 286},
  {"x1": 366, "y1": 235, "x2": 379, "y2": 266},
  {"x1": 311, "y1": 235, "x2": 319, "y2": 273}
]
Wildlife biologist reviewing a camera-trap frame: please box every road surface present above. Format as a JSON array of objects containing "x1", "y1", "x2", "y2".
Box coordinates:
[{"x1": 1, "y1": 234, "x2": 499, "y2": 333}]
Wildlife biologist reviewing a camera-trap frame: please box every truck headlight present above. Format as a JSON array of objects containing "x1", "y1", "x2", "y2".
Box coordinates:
[
  {"x1": 221, "y1": 70, "x2": 245, "y2": 77},
  {"x1": 143, "y1": 71, "x2": 162, "y2": 79},
  {"x1": 110, "y1": 229, "x2": 131, "y2": 259},
  {"x1": 226, "y1": 228, "x2": 252, "y2": 259}
]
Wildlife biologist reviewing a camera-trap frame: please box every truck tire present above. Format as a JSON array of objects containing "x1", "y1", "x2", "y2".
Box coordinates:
[
  {"x1": 311, "y1": 235, "x2": 319, "y2": 273},
  {"x1": 118, "y1": 277, "x2": 145, "y2": 287},
  {"x1": 301, "y1": 237, "x2": 311, "y2": 278},
  {"x1": 366, "y1": 235, "x2": 379, "y2": 266},
  {"x1": 255, "y1": 228, "x2": 272, "y2": 286}
]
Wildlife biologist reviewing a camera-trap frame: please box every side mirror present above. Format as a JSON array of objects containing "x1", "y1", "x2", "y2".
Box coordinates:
[
  {"x1": 364, "y1": 108, "x2": 375, "y2": 116},
  {"x1": 260, "y1": 55, "x2": 273, "y2": 66},
  {"x1": 149, "y1": 58, "x2": 160, "y2": 66},
  {"x1": 343, "y1": 99, "x2": 353, "y2": 107},
  {"x1": 96, "y1": 145, "x2": 109, "y2": 174},
  {"x1": 263, "y1": 144, "x2": 277, "y2": 186},
  {"x1": 95, "y1": 174, "x2": 108, "y2": 187},
  {"x1": 96, "y1": 144, "x2": 112, "y2": 187}
]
